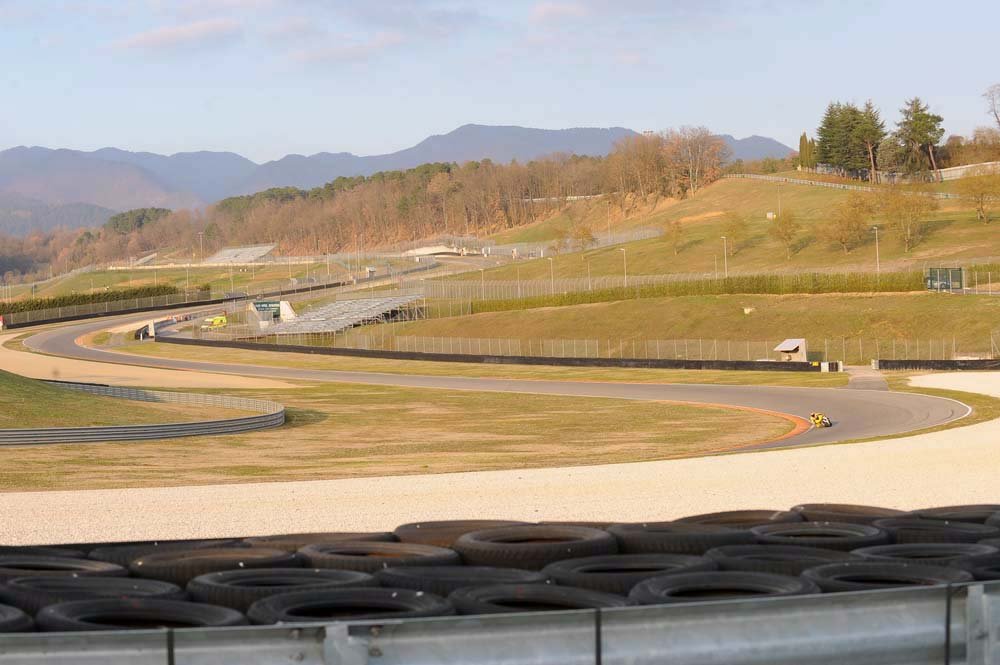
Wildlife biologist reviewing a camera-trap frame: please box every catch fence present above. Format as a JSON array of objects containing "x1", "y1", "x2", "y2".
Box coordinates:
[
  {"x1": 723, "y1": 173, "x2": 962, "y2": 199},
  {"x1": 194, "y1": 325, "x2": 1000, "y2": 365}
]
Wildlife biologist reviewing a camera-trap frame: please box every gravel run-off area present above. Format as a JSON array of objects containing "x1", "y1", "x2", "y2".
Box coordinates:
[{"x1": 0, "y1": 368, "x2": 997, "y2": 546}]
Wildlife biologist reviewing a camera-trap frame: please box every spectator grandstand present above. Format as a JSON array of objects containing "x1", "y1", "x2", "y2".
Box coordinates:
[
  {"x1": 267, "y1": 295, "x2": 423, "y2": 334},
  {"x1": 203, "y1": 244, "x2": 277, "y2": 264}
]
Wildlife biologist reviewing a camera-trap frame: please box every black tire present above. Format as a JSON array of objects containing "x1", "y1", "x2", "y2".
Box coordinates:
[
  {"x1": 0, "y1": 577, "x2": 184, "y2": 616},
  {"x1": 958, "y1": 557, "x2": 1000, "y2": 581},
  {"x1": 297, "y1": 542, "x2": 460, "y2": 573},
  {"x1": 394, "y1": 521, "x2": 529, "y2": 547},
  {"x1": 853, "y1": 543, "x2": 1000, "y2": 567},
  {"x1": 448, "y1": 584, "x2": 628, "y2": 615},
  {"x1": 908, "y1": 505, "x2": 1000, "y2": 524},
  {"x1": 243, "y1": 533, "x2": 397, "y2": 552},
  {"x1": 628, "y1": 571, "x2": 819, "y2": 605},
  {"x1": 247, "y1": 588, "x2": 453, "y2": 625},
  {"x1": 374, "y1": 566, "x2": 549, "y2": 596},
  {"x1": 791, "y1": 504, "x2": 905, "y2": 525},
  {"x1": 676, "y1": 510, "x2": 804, "y2": 528},
  {"x1": 0, "y1": 603, "x2": 32, "y2": 633},
  {"x1": 704, "y1": 545, "x2": 859, "y2": 576},
  {"x1": 0, "y1": 546, "x2": 86, "y2": 559},
  {"x1": 608, "y1": 522, "x2": 754, "y2": 555},
  {"x1": 36, "y1": 599, "x2": 247, "y2": 632},
  {"x1": 89, "y1": 539, "x2": 241, "y2": 567},
  {"x1": 539, "y1": 522, "x2": 613, "y2": 530},
  {"x1": 802, "y1": 561, "x2": 973, "y2": 592},
  {"x1": 541, "y1": 554, "x2": 717, "y2": 594},
  {"x1": 0, "y1": 556, "x2": 126, "y2": 582},
  {"x1": 750, "y1": 522, "x2": 889, "y2": 551},
  {"x1": 129, "y1": 548, "x2": 299, "y2": 586},
  {"x1": 187, "y1": 568, "x2": 375, "y2": 612},
  {"x1": 453, "y1": 526, "x2": 617, "y2": 570},
  {"x1": 872, "y1": 518, "x2": 1000, "y2": 544}
]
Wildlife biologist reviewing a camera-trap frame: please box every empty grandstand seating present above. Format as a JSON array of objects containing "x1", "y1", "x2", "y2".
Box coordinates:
[
  {"x1": 203, "y1": 244, "x2": 277, "y2": 264},
  {"x1": 267, "y1": 295, "x2": 422, "y2": 334}
]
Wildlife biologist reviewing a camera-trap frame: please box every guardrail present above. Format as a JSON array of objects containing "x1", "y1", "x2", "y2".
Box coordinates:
[
  {"x1": 0, "y1": 382, "x2": 284, "y2": 446},
  {"x1": 0, "y1": 581, "x2": 991, "y2": 664},
  {"x1": 723, "y1": 173, "x2": 962, "y2": 199}
]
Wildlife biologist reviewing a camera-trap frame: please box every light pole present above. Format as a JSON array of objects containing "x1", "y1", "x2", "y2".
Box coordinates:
[
  {"x1": 547, "y1": 257, "x2": 555, "y2": 295},
  {"x1": 619, "y1": 248, "x2": 627, "y2": 288},
  {"x1": 198, "y1": 232, "x2": 204, "y2": 261},
  {"x1": 516, "y1": 264, "x2": 522, "y2": 298},
  {"x1": 721, "y1": 237, "x2": 729, "y2": 278},
  {"x1": 607, "y1": 201, "x2": 612, "y2": 244},
  {"x1": 479, "y1": 268, "x2": 485, "y2": 300},
  {"x1": 872, "y1": 226, "x2": 880, "y2": 275},
  {"x1": 585, "y1": 257, "x2": 592, "y2": 291}
]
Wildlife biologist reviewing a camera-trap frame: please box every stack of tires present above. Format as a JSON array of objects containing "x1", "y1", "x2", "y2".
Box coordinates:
[{"x1": 2, "y1": 505, "x2": 1000, "y2": 633}]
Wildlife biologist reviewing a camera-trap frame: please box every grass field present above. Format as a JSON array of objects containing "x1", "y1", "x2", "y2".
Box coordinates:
[
  {"x1": 0, "y1": 381, "x2": 793, "y2": 491},
  {"x1": 18, "y1": 262, "x2": 348, "y2": 301},
  {"x1": 114, "y1": 340, "x2": 849, "y2": 387},
  {"x1": 468, "y1": 178, "x2": 988, "y2": 281},
  {"x1": 384, "y1": 292, "x2": 1000, "y2": 359},
  {"x1": 0, "y1": 370, "x2": 238, "y2": 428}
]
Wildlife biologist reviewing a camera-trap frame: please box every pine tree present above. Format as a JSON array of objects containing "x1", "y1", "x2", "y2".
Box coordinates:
[
  {"x1": 895, "y1": 97, "x2": 945, "y2": 177},
  {"x1": 853, "y1": 100, "x2": 886, "y2": 183}
]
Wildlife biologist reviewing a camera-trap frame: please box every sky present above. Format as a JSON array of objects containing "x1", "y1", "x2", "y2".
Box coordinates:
[{"x1": 1, "y1": 0, "x2": 997, "y2": 163}]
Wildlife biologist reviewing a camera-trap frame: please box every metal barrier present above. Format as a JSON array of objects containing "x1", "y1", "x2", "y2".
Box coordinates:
[
  {"x1": 0, "y1": 581, "x2": 993, "y2": 664},
  {"x1": 0, "y1": 382, "x2": 284, "y2": 446},
  {"x1": 723, "y1": 173, "x2": 962, "y2": 199}
]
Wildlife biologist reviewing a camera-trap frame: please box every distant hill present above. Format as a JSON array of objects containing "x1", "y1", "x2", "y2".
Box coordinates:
[
  {"x1": 0, "y1": 126, "x2": 793, "y2": 233},
  {"x1": 720, "y1": 134, "x2": 794, "y2": 162},
  {"x1": 233, "y1": 125, "x2": 638, "y2": 193},
  {"x1": 0, "y1": 192, "x2": 115, "y2": 236}
]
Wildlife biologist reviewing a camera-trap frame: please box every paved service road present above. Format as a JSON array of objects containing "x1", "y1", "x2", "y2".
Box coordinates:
[{"x1": 23, "y1": 311, "x2": 971, "y2": 447}]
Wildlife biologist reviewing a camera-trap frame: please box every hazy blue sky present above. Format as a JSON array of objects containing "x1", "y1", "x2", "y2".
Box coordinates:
[{"x1": 2, "y1": 0, "x2": 996, "y2": 162}]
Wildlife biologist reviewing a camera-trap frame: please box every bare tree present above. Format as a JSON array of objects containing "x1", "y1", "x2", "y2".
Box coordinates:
[
  {"x1": 663, "y1": 127, "x2": 730, "y2": 197},
  {"x1": 986, "y1": 84, "x2": 1000, "y2": 131}
]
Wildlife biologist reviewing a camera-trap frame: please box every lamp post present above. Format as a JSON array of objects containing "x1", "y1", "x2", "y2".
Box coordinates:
[
  {"x1": 607, "y1": 201, "x2": 612, "y2": 244},
  {"x1": 479, "y1": 268, "x2": 485, "y2": 300},
  {"x1": 547, "y1": 257, "x2": 555, "y2": 295},
  {"x1": 516, "y1": 264, "x2": 522, "y2": 298},
  {"x1": 721, "y1": 237, "x2": 729, "y2": 278},
  {"x1": 585, "y1": 257, "x2": 592, "y2": 291},
  {"x1": 619, "y1": 248, "x2": 628, "y2": 288},
  {"x1": 872, "y1": 226, "x2": 880, "y2": 275},
  {"x1": 198, "y1": 232, "x2": 204, "y2": 261}
]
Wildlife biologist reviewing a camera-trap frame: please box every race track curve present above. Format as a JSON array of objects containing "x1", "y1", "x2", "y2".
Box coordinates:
[{"x1": 20, "y1": 309, "x2": 970, "y2": 448}]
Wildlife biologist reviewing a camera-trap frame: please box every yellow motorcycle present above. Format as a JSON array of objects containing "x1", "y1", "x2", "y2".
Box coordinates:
[{"x1": 810, "y1": 412, "x2": 833, "y2": 428}]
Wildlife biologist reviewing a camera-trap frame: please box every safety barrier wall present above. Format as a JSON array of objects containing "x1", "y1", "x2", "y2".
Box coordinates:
[
  {"x1": 0, "y1": 382, "x2": 284, "y2": 446},
  {"x1": 0, "y1": 581, "x2": 991, "y2": 664},
  {"x1": 875, "y1": 358, "x2": 1000, "y2": 371},
  {"x1": 156, "y1": 336, "x2": 831, "y2": 372}
]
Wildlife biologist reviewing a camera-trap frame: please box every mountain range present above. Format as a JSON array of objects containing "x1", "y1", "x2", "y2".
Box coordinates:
[{"x1": 0, "y1": 125, "x2": 792, "y2": 235}]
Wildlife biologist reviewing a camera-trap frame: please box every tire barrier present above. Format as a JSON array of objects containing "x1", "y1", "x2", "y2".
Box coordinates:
[
  {"x1": 875, "y1": 359, "x2": 1000, "y2": 371},
  {"x1": 6, "y1": 504, "x2": 1000, "y2": 641},
  {"x1": 0, "y1": 382, "x2": 284, "y2": 446}
]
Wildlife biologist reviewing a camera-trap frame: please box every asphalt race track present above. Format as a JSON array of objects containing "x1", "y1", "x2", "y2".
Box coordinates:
[{"x1": 22, "y1": 310, "x2": 971, "y2": 448}]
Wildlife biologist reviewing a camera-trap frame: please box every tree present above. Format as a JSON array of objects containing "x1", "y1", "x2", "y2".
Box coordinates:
[
  {"x1": 722, "y1": 212, "x2": 749, "y2": 255},
  {"x1": 661, "y1": 127, "x2": 730, "y2": 197},
  {"x1": 815, "y1": 102, "x2": 869, "y2": 175},
  {"x1": 666, "y1": 219, "x2": 684, "y2": 255},
  {"x1": 797, "y1": 133, "x2": 817, "y2": 168},
  {"x1": 878, "y1": 186, "x2": 938, "y2": 252},
  {"x1": 822, "y1": 193, "x2": 871, "y2": 253},
  {"x1": 955, "y1": 168, "x2": 1000, "y2": 224},
  {"x1": 895, "y1": 97, "x2": 945, "y2": 177},
  {"x1": 876, "y1": 136, "x2": 906, "y2": 175},
  {"x1": 569, "y1": 221, "x2": 597, "y2": 251},
  {"x1": 985, "y1": 84, "x2": 1000, "y2": 131},
  {"x1": 768, "y1": 210, "x2": 801, "y2": 259},
  {"x1": 853, "y1": 100, "x2": 886, "y2": 183}
]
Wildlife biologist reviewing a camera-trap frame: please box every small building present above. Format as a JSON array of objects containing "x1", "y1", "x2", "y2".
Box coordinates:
[{"x1": 774, "y1": 338, "x2": 808, "y2": 362}]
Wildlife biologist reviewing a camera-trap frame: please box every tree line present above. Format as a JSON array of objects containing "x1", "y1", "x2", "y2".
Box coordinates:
[
  {"x1": 802, "y1": 84, "x2": 1000, "y2": 182},
  {"x1": 0, "y1": 127, "x2": 731, "y2": 285}
]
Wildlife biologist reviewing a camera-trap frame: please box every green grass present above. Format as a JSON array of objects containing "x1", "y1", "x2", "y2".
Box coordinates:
[
  {"x1": 0, "y1": 369, "x2": 229, "y2": 428},
  {"x1": 0, "y1": 381, "x2": 793, "y2": 491},
  {"x1": 115, "y1": 339, "x2": 848, "y2": 387},
  {"x1": 385, "y1": 292, "x2": 1000, "y2": 364},
  {"x1": 466, "y1": 178, "x2": 987, "y2": 282}
]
